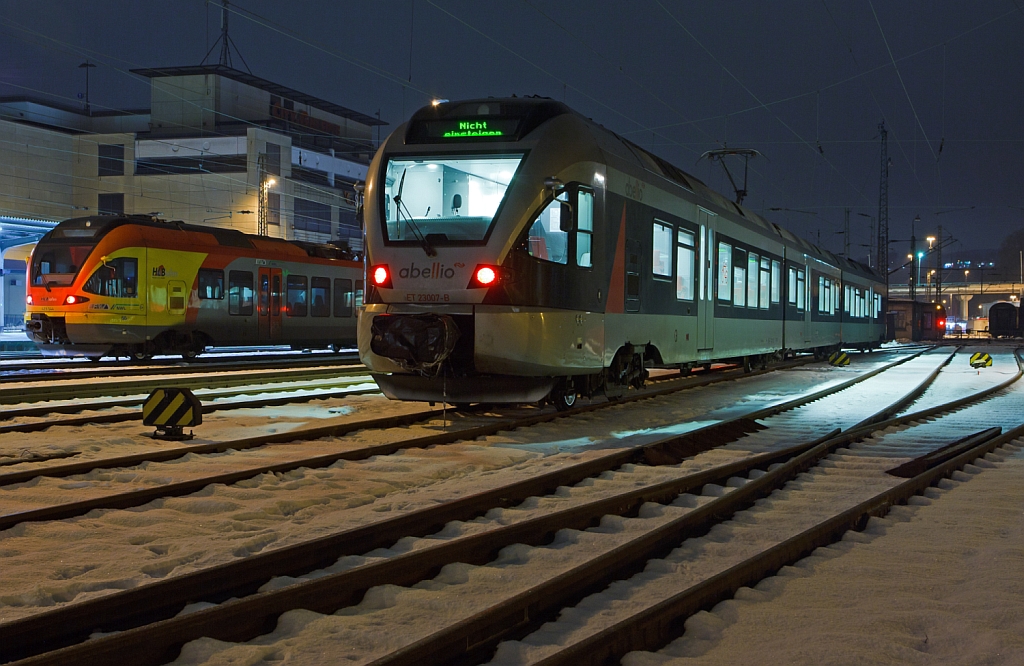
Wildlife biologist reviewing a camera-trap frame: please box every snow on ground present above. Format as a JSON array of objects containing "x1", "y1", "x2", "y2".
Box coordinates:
[
  {"x1": 0, "y1": 357, "x2": 902, "y2": 624},
  {"x1": 623, "y1": 439, "x2": 1024, "y2": 666}
]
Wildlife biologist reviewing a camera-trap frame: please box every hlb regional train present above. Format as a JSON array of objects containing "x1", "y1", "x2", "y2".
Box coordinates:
[
  {"x1": 26, "y1": 215, "x2": 364, "y2": 359},
  {"x1": 359, "y1": 98, "x2": 886, "y2": 409}
]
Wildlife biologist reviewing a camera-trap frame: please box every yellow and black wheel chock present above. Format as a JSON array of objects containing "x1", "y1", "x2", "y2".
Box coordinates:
[
  {"x1": 828, "y1": 351, "x2": 850, "y2": 367},
  {"x1": 143, "y1": 387, "x2": 203, "y2": 440},
  {"x1": 969, "y1": 352, "x2": 992, "y2": 368}
]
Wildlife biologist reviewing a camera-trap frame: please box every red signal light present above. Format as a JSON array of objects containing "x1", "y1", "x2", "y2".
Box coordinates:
[
  {"x1": 370, "y1": 264, "x2": 392, "y2": 289},
  {"x1": 468, "y1": 265, "x2": 501, "y2": 288},
  {"x1": 475, "y1": 266, "x2": 496, "y2": 285}
]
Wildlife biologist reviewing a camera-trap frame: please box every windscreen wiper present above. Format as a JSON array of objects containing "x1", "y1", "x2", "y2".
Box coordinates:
[{"x1": 392, "y1": 168, "x2": 436, "y2": 257}]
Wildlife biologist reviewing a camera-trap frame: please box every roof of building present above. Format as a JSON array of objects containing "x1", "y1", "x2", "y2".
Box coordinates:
[{"x1": 130, "y1": 64, "x2": 386, "y2": 127}]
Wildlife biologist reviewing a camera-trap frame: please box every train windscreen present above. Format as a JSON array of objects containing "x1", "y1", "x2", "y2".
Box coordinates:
[
  {"x1": 30, "y1": 217, "x2": 117, "y2": 287},
  {"x1": 383, "y1": 154, "x2": 523, "y2": 244}
]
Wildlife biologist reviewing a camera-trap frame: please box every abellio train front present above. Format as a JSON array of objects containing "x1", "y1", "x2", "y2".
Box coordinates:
[{"x1": 359, "y1": 98, "x2": 886, "y2": 409}]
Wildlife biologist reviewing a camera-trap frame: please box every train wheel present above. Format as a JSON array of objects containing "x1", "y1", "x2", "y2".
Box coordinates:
[
  {"x1": 181, "y1": 349, "x2": 199, "y2": 362},
  {"x1": 551, "y1": 391, "x2": 577, "y2": 411},
  {"x1": 132, "y1": 350, "x2": 151, "y2": 362}
]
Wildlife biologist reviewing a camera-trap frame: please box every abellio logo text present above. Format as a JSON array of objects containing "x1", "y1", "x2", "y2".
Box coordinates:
[{"x1": 399, "y1": 262, "x2": 463, "y2": 279}]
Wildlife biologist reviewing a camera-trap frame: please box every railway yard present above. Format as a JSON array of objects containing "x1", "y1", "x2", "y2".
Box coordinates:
[{"x1": 0, "y1": 342, "x2": 1019, "y2": 665}]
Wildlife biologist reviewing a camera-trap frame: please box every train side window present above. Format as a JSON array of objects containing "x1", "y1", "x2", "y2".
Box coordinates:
[
  {"x1": 797, "y1": 269, "x2": 806, "y2": 311},
  {"x1": 334, "y1": 278, "x2": 354, "y2": 317},
  {"x1": 717, "y1": 242, "x2": 732, "y2": 302},
  {"x1": 198, "y1": 269, "x2": 224, "y2": 300},
  {"x1": 771, "y1": 260, "x2": 781, "y2": 304},
  {"x1": 527, "y1": 195, "x2": 569, "y2": 264},
  {"x1": 355, "y1": 280, "x2": 364, "y2": 307},
  {"x1": 746, "y1": 252, "x2": 759, "y2": 307},
  {"x1": 818, "y1": 276, "x2": 826, "y2": 313},
  {"x1": 732, "y1": 249, "x2": 746, "y2": 306},
  {"x1": 576, "y1": 189, "x2": 594, "y2": 268},
  {"x1": 759, "y1": 258, "x2": 771, "y2": 309},
  {"x1": 311, "y1": 277, "x2": 330, "y2": 317},
  {"x1": 286, "y1": 275, "x2": 307, "y2": 317},
  {"x1": 676, "y1": 229, "x2": 695, "y2": 300},
  {"x1": 787, "y1": 267, "x2": 797, "y2": 304},
  {"x1": 652, "y1": 221, "x2": 672, "y2": 278},
  {"x1": 83, "y1": 256, "x2": 138, "y2": 298},
  {"x1": 228, "y1": 271, "x2": 254, "y2": 316}
]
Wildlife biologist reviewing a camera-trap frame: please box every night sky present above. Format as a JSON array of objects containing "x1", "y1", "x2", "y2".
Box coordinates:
[{"x1": 1, "y1": 0, "x2": 1022, "y2": 261}]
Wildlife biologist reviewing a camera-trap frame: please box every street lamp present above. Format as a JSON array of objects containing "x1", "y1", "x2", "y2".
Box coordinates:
[{"x1": 926, "y1": 236, "x2": 936, "y2": 249}]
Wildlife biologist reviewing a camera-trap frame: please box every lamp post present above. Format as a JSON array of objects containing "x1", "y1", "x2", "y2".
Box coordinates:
[
  {"x1": 78, "y1": 61, "x2": 97, "y2": 116},
  {"x1": 909, "y1": 215, "x2": 920, "y2": 300}
]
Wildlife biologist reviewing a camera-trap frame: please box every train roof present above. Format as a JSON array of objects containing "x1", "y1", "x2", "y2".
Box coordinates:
[
  {"x1": 401, "y1": 97, "x2": 884, "y2": 281},
  {"x1": 42, "y1": 215, "x2": 361, "y2": 261}
]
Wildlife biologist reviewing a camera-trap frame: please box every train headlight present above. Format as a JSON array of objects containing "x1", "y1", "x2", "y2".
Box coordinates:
[
  {"x1": 370, "y1": 265, "x2": 393, "y2": 289},
  {"x1": 26, "y1": 295, "x2": 32, "y2": 305},
  {"x1": 64, "y1": 295, "x2": 90, "y2": 305},
  {"x1": 469, "y1": 265, "x2": 499, "y2": 288}
]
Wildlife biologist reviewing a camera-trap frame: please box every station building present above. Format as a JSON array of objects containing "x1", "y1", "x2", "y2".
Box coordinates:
[{"x1": 0, "y1": 64, "x2": 384, "y2": 327}]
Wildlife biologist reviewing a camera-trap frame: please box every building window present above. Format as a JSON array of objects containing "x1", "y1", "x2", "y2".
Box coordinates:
[
  {"x1": 334, "y1": 278, "x2": 353, "y2": 317},
  {"x1": 676, "y1": 229, "x2": 695, "y2": 301},
  {"x1": 228, "y1": 271, "x2": 254, "y2": 315},
  {"x1": 98, "y1": 144, "x2": 124, "y2": 176},
  {"x1": 576, "y1": 189, "x2": 594, "y2": 268},
  {"x1": 311, "y1": 276, "x2": 330, "y2": 317},
  {"x1": 286, "y1": 274, "x2": 307, "y2": 316},
  {"x1": 653, "y1": 221, "x2": 672, "y2": 277},
  {"x1": 268, "y1": 192, "x2": 281, "y2": 226},
  {"x1": 266, "y1": 143, "x2": 281, "y2": 176},
  {"x1": 83, "y1": 256, "x2": 137, "y2": 297},
  {"x1": 294, "y1": 198, "x2": 331, "y2": 234},
  {"x1": 197, "y1": 269, "x2": 224, "y2": 299},
  {"x1": 97, "y1": 193, "x2": 124, "y2": 216}
]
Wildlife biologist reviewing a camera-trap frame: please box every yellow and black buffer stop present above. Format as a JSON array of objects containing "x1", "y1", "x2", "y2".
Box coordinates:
[
  {"x1": 970, "y1": 352, "x2": 993, "y2": 368},
  {"x1": 143, "y1": 387, "x2": 203, "y2": 440},
  {"x1": 828, "y1": 351, "x2": 850, "y2": 367}
]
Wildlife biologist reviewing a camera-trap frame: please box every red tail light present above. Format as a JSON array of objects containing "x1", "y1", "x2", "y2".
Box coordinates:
[
  {"x1": 370, "y1": 265, "x2": 393, "y2": 288},
  {"x1": 468, "y1": 265, "x2": 500, "y2": 288},
  {"x1": 64, "y1": 295, "x2": 89, "y2": 305},
  {"x1": 938, "y1": 319, "x2": 946, "y2": 328}
]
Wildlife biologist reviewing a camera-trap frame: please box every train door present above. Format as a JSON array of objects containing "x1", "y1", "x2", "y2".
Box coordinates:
[
  {"x1": 697, "y1": 213, "x2": 715, "y2": 351},
  {"x1": 258, "y1": 267, "x2": 283, "y2": 342},
  {"x1": 625, "y1": 239, "x2": 641, "y2": 313}
]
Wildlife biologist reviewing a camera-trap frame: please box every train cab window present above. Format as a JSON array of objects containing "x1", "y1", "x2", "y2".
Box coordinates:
[
  {"x1": 286, "y1": 275, "x2": 308, "y2": 316},
  {"x1": 334, "y1": 278, "x2": 354, "y2": 317},
  {"x1": 746, "y1": 253, "x2": 759, "y2": 307},
  {"x1": 759, "y1": 258, "x2": 771, "y2": 309},
  {"x1": 652, "y1": 221, "x2": 672, "y2": 278},
  {"x1": 717, "y1": 242, "x2": 732, "y2": 302},
  {"x1": 83, "y1": 257, "x2": 137, "y2": 298},
  {"x1": 527, "y1": 195, "x2": 569, "y2": 264},
  {"x1": 355, "y1": 280, "x2": 364, "y2": 307},
  {"x1": 228, "y1": 271, "x2": 254, "y2": 316},
  {"x1": 311, "y1": 277, "x2": 330, "y2": 317},
  {"x1": 676, "y1": 229, "x2": 695, "y2": 300},
  {"x1": 732, "y1": 249, "x2": 746, "y2": 306},
  {"x1": 576, "y1": 189, "x2": 594, "y2": 268},
  {"x1": 771, "y1": 260, "x2": 781, "y2": 304},
  {"x1": 198, "y1": 269, "x2": 224, "y2": 300}
]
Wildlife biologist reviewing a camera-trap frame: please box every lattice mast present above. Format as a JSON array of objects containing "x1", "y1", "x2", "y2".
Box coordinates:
[{"x1": 877, "y1": 122, "x2": 889, "y2": 292}]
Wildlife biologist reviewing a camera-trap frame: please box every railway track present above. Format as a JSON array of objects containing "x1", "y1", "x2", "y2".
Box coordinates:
[{"x1": 0, "y1": 346, "x2": 942, "y2": 664}]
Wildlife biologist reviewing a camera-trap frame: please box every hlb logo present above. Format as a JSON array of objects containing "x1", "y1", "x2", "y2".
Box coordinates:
[
  {"x1": 152, "y1": 265, "x2": 166, "y2": 277},
  {"x1": 399, "y1": 262, "x2": 464, "y2": 279}
]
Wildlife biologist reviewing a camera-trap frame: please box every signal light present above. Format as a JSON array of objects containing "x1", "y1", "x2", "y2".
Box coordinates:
[
  {"x1": 64, "y1": 295, "x2": 89, "y2": 305},
  {"x1": 370, "y1": 265, "x2": 392, "y2": 289},
  {"x1": 468, "y1": 265, "x2": 500, "y2": 288}
]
